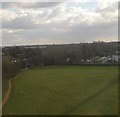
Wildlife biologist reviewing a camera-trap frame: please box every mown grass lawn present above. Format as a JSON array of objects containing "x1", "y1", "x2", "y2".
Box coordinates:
[{"x1": 3, "y1": 66, "x2": 118, "y2": 115}]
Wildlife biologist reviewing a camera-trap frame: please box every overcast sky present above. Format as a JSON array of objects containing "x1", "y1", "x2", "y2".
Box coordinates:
[{"x1": 1, "y1": 0, "x2": 119, "y2": 46}]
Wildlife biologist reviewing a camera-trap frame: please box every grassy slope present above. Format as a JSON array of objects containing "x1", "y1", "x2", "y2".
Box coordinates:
[
  {"x1": 3, "y1": 66, "x2": 118, "y2": 115},
  {"x1": 2, "y1": 79, "x2": 9, "y2": 101}
]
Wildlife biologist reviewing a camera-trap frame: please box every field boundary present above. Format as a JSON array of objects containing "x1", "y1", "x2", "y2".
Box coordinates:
[
  {"x1": 0, "y1": 70, "x2": 27, "y2": 110},
  {"x1": 1, "y1": 78, "x2": 12, "y2": 109},
  {"x1": 67, "y1": 63, "x2": 119, "y2": 66}
]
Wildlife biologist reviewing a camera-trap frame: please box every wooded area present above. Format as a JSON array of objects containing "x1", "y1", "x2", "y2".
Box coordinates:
[{"x1": 2, "y1": 41, "x2": 120, "y2": 80}]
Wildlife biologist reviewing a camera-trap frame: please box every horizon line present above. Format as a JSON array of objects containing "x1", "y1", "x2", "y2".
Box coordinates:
[{"x1": 2, "y1": 40, "x2": 119, "y2": 47}]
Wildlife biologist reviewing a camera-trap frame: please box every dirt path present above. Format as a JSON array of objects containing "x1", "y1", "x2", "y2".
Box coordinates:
[
  {"x1": 2, "y1": 79, "x2": 12, "y2": 108},
  {"x1": 0, "y1": 71, "x2": 26, "y2": 110},
  {"x1": 0, "y1": 78, "x2": 12, "y2": 111}
]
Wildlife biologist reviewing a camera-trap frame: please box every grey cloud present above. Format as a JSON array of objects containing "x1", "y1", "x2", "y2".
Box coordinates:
[
  {"x1": 2, "y1": 2, "x2": 62, "y2": 9},
  {"x1": 58, "y1": 21, "x2": 117, "y2": 42},
  {"x1": 3, "y1": 20, "x2": 118, "y2": 46},
  {"x1": 96, "y1": 2, "x2": 118, "y2": 15},
  {"x1": 98, "y1": 3, "x2": 117, "y2": 10},
  {"x1": 2, "y1": 30, "x2": 19, "y2": 45},
  {"x1": 2, "y1": 16, "x2": 37, "y2": 29},
  {"x1": 2, "y1": 1, "x2": 118, "y2": 46}
]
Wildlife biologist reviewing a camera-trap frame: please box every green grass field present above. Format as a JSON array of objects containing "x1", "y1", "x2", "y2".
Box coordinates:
[{"x1": 3, "y1": 66, "x2": 118, "y2": 115}]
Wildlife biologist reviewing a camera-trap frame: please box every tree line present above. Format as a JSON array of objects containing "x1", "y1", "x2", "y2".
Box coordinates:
[{"x1": 2, "y1": 41, "x2": 119, "y2": 80}]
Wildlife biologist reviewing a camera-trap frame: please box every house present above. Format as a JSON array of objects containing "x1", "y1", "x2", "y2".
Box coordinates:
[
  {"x1": 90, "y1": 56, "x2": 101, "y2": 63},
  {"x1": 89, "y1": 55, "x2": 119, "y2": 64},
  {"x1": 111, "y1": 55, "x2": 120, "y2": 62},
  {"x1": 98, "y1": 57, "x2": 108, "y2": 63}
]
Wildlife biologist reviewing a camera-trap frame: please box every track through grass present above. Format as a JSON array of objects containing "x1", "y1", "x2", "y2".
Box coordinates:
[{"x1": 3, "y1": 66, "x2": 118, "y2": 115}]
